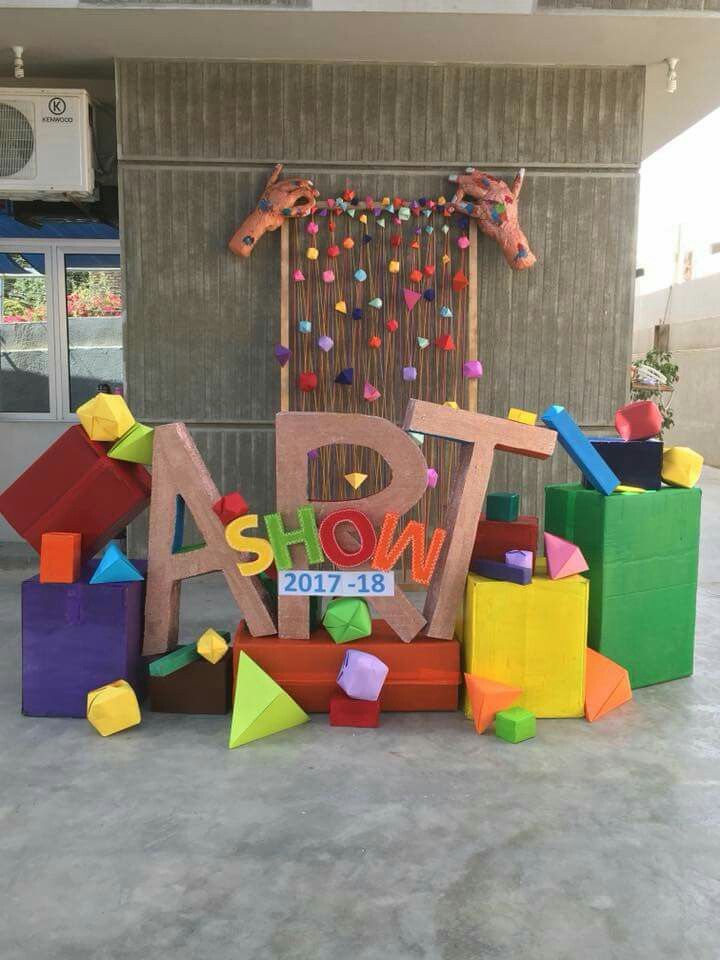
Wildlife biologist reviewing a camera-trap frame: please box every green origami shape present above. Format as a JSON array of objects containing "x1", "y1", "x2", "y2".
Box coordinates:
[
  {"x1": 149, "y1": 643, "x2": 199, "y2": 677},
  {"x1": 322, "y1": 597, "x2": 372, "y2": 644},
  {"x1": 495, "y1": 706, "x2": 536, "y2": 744},
  {"x1": 229, "y1": 652, "x2": 309, "y2": 748},
  {"x1": 108, "y1": 422, "x2": 155, "y2": 465}
]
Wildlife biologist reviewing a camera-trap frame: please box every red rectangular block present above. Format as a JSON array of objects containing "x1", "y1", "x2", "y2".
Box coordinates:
[
  {"x1": 39, "y1": 532, "x2": 81, "y2": 584},
  {"x1": 232, "y1": 620, "x2": 460, "y2": 713},
  {"x1": 0, "y1": 426, "x2": 151, "y2": 561},
  {"x1": 329, "y1": 690, "x2": 380, "y2": 727},
  {"x1": 472, "y1": 514, "x2": 539, "y2": 572}
]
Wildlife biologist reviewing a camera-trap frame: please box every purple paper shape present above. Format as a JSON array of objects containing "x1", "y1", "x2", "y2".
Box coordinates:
[
  {"x1": 463, "y1": 359, "x2": 483, "y2": 379},
  {"x1": 317, "y1": 335, "x2": 334, "y2": 352},
  {"x1": 274, "y1": 344, "x2": 291, "y2": 367},
  {"x1": 402, "y1": 365, "x2": 417, "y2": 382},
  {"x1": 427, "y1": 467, "x2": 439, "y2": 488},
  {"x1": 505, "y1": 549, "x2": 533, "y2": 570},
  {"x1": 336, "y1": 649, "x2": 389, "y2": 702},
  {"x1": 21, "y1": 563, "x2": 146, "y2": 717}
]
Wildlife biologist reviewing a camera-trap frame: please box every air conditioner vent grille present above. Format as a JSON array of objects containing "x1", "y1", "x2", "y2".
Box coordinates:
[{"x1": 0, "y1": 103, "x2": 35, "y2": 177}]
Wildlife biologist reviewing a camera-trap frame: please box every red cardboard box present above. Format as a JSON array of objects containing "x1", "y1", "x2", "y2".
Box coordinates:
[
  {"x1": 232, "y1": 620, "x2": 460, "y2": 713},
  {"x1": 329, "y1": 690, "x2": 380, "y2": 727},
  {"x1": 472, "y1": 514, "x2": 539, "y2": 571},
  {"x1": 0, "y1": 425, "x2": 151, "y2": 561}
]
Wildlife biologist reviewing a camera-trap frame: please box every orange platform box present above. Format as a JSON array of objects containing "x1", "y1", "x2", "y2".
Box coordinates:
[
  {"x1": 39, "y1": 532, "x2": 82, "y2": 584},
  {"x1": 232, "y1": 620, "x2": 461, "y2": 713}
]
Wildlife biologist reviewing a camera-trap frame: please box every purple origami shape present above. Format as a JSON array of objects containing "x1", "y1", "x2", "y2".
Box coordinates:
[
  {"x1": 317, "y1": 335, "x2": 334, "y2": 352},
  {"x1": 463, "y1": 359, "x2": 483, "y2": 379},
  {"x1": 427, "y1": 467, "x2": 439, "y2": 488},
  {"x1": 402, "y1": 365, "x2": 417, "y2": 382},
  {"x1": 505, "y1": 549, "x2": 533, "y2": 570},
  {"x1": 307, "y1": 449, "x2": 319, "y2": 461},
  {"x1": 336, "y1": 649, "x2": 389, "y2": 702},
  {"x1": 21, "y1": 564, "x2": 146, "y2": 717},
  {"x1": 274, "y1": 344, "x2": 291, "y2": 367}
]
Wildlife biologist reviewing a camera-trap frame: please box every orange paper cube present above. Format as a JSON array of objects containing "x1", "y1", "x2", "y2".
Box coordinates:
[
  {"x1": 464, "y1": 674, "x2": 522, "y2": 734},
  {"x1": 584, "y1": 649, "x2": 632, "y2": 722},
  {"x1": 39, "y1": 532, "x2": 82, "y2": 584}
]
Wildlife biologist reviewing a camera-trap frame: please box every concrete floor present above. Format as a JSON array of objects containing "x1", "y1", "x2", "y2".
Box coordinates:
[{"x1": 1, "y1": 470, "x2": 719, "y2": 960}]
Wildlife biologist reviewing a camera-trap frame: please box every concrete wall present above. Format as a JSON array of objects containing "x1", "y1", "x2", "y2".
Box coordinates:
[
  {"x1": 539, "y1": 0, "x2": 720, "y2": 9},
  {"x1": 634, "y1": 272, "x2": 720, "y2": 465},
  {"x1": 116, "y1": 59, "x2": 644, "y2": 553}
]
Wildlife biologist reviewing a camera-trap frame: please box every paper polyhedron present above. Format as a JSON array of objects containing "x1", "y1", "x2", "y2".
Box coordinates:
[
  {"x1": 464, "y1": 674, "x2": 522, "y2": 734},
  {"x1": 344, "y1": 472, "x2": 367, "y2": 491},
  {"x1": 108, "y1": 422, "x2": 155, "y2": 465},
  {"x1": 335, "y1": 368, "x2": 354, "y2": 386},
  {"x1": 197, "y1": 628, "x2": 229, "y2": 665},
  {"x1": 495, "y1": 706, "x2": 536, "y2": 744},
  {"x1": 274, "y1": 344, "x2": 292, "y2": 367},
  {"x1": 585, "y1": 648, "x2": 632, "y2": 723},
  {"x1": 212, "y1": 491, "x2": 249, "y2": 525},
  {"x1": 86, "y1": 679, "x2": 141, "y2": 737},
  {"x1": 76, "y1": 393, "x2": 136, "y2": 443},
  {"x1": 323, "y1": 597, "x2": 372, "y2": 643},
  {"x1": 89, "y1": 542, "x2": 144, "y2": 585},
  {"x1": 614, "y1": 400, "x2": 662, "y2": 441},
  {"x1": 403, "y1": 289, "x2": 422, "y2": 311},
  {"x1": 543, "y1": 532, "x2": 588, "y2": 580},
  {"x1": 336, "y1": 649, "x2": 389, "y2": 701},
  {"x1": 463, "y1": 360, "x2": 483, "y2": 379},
  {"x1": 363, "y1": 381, "x2": 381, "y2": 402},
  {"x1": 662, "y1": 446, "x2": 703, "y2": 489},
  {"x1": 508, "y1": 408, "x2": 538, "y2": 426},
  {"x1": 229, "y1": 652, "x2": 309, "y2": 748}
]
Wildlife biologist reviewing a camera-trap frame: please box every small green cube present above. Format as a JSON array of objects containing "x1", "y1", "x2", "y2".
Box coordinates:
[
  {"x1": 486, "y1": 492, "x2": 520, "y2": 522},
  {"x1": 495, "y1": 706, "x2": 536, "y2": 743},
  {"x1": 322, "y1": 597, "x2": 372, "y2": 643}
]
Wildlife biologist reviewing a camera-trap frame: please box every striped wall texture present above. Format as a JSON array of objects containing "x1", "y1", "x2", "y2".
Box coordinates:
[
  {"x1": 116, "y1": 60, "x2": 644, "y2": 551},
  {"x1": 538, "y1": 0, "x2": 720, "y2": 9}
]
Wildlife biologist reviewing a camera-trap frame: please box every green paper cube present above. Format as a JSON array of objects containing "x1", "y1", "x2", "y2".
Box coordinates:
[
  {"x1": 322, "y1": 597, "x2": 372, "y2": 644},
  {"x1": 495, "y1": 706, "x2": 536, "y2": 743},
  {"x1": 486, "y1": 492, "x2": 520, "y2": 522},
  {"x1": 544, "y1": 483, "x2": 701, "y2": 688}
]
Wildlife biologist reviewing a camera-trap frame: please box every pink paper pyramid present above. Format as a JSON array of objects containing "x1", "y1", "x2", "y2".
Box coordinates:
[
  {"x1": 363, "y1": 381, "x2": 381, "y2": 402},
  {"x1": 403, "y1": 288, "x2": 422, "y2": 312},
  {"x1": 544, "y1": 532, "x2": 589, "y2": 580}
]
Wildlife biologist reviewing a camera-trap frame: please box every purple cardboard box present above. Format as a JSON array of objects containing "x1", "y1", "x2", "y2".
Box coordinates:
[{"x1": 21, "y1": 562, "x2": 146, "y2": 718}]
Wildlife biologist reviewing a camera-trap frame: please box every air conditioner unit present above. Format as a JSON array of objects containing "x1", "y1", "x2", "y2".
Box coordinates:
[{"x1": 0, "y1": 88, "x2": 95, "y2": 198}]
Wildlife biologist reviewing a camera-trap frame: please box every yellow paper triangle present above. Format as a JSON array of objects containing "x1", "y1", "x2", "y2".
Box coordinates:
[
  {"x1": 335, "y1": 300, "x2": 347, "y2": 314},
  {"x1": 344, "y1": 472, "x2": 367, "y2": 490}
]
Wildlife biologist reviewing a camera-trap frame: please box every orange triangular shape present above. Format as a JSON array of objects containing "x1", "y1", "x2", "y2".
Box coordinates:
[
  {"x1": 465, "y1": 674, "x2": 522, "y2": 734},
  {"x1": 584, "y1": 649, "x2": 632, "y2": 722}
]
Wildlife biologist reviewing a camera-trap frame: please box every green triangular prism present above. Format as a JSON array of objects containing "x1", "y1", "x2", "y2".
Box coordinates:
[
  {"x1": 108, "y1": 422, "x2": 155, "y2": 465},
  {"x1": 229, "y1": 652, "x2": 308, "y2": 748}
]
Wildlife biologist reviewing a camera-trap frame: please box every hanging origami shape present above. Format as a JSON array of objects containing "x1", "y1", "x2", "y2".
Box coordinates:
[
  {"x1": 344, "y1": 472, "x2": 367, "y2": 491},
  {"x1": 386, "y1": 319, "x2": 399, "y2": 332},
  {"x1": 441, "y1": 224, "x2": 450, "y2": 234},
  {"x1": 364, "y1": 381, "x2": 381, "y2": 402},
  {"x1": 423, "y1": 265, "x2": 435, "y2": 277},
  {"x1": 368, "y1": 335, "x2": 382, "y2": 349},
  {"x1": 408, "y1": 269, "x2": 423, "y2": 284},
  {"x1": 402, "y1": 366, "x2": 417, "y2": 381},
  {"x1": 390, "y1": 234, "x2": 402, "y2": 248},
  {"x1": 388, "y1": 260, "x2": 400, "y2": 274},
  {"x1": 354, "y1": 268, "x2": 367, "y2": 282},
  {"x1": 463, "y1": 359, "x2": 483, "y2": 378},
  {"x1": 292, "y1": 269, "x2": 305, "y2": 282},
  {"x1": 335, "y1": 300, "x2": 347, "y2": 314},
  {"x1": 410, "y1": 240, "x2": 420, "y2": 250},
  {"x1": 363, "y1": 234, "x2": 372, "y2": 244},
  {"x1": 403, "y1": 289, "x2": 422, "y2": 311},
  {"x1": 398, "y1": 206, "x2": 411, "y2": 221},
  {"x1": 308, "y1": 449, "x2": 319, "y2": 460},
  {"x1": 376, "y1": 218, "x2": 385, "y2": 228},
  {"x1": 335, "y1": 367, "x2": 354, "y2": 385},
  {"x1": 417, "y1": 336, "x2": 430, "y2": 349},
  {"x1": 439, "y1": 306, "x2": 453, "y2": 319},
  {"x1": 298, "y1": 371, "x2": 318, "y2": 392},
  {"x1": 351, "y1": 307, "x2": 363, "y2": 320},
  {"x1": 436, "y1": 333, "x2": 456, "y2": 351},
  {"x1": 408, "y1": 431, "x2": 424, "y2": 445},
  {"x1": 298, "y1": 320, "x2": 312, "y2": 333},
  {"x1": 307, "y1": 222, "x2": 319, "y2": 235},
  {"x1": 452, "y1": 270, "x2": 469, "y2": 292},
  {"x1": 359, "y1": 213, "x2": 368, "y2": 224},
  {"x1": 327, "y1": 245, "x2": 340, "y2": 258},
  {"x1": 342, "y1": 237, "x2": 355, "y2": 250},
  {"x1": 322, "y1": 270, "x2": 335, "y2": 283},
  {"x1": 368, "y1": 298, "x2": 383, "y2": 309},
  {"x1": 423, "y1": 288, "x2": 435, "y2": 302},
  {"x1": 318, "y1": 335, "x2": 334, "y2": 352},
  {"x1": 346, "y1": 208, "x2": 356, "y2": 219},
  {"x1": 442, "y1": 254, "x2": 451, "y2": 265},
  {"x1": 274, "y1": 344, "x2": 291, "y2": 367},
  {"x1": 307, "y1": 247, "x2": 319, "y2": 260},
  {"x1": 457, "y1": 236, "x2": 470, "y2": 250},
  {"x1": 426, "y1": 467, "x2": 439, "y2": 488},
  {"x1": 343, "y1": 188, "x2": 355, "y2": 202}
]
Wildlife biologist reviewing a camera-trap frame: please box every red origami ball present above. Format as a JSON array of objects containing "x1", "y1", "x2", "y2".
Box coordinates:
[
  {"x1": 368, "y1": 336, "x2": 382, "y2": 349},
  {"x1": 327, "y1": 245, "x2": 340, "y2": 258},
  {"x1": 298, "y1": 371, "x2": 318, "y2": 392},
  {"x1": 409, "y1": 269, "x2": 423, "y2": 283},
  {"x1": 386, "y1": 319, "x2": 399, "y2": 332}
]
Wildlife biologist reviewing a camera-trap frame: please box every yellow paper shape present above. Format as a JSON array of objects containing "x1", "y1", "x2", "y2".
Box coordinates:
[
  {"x1": 229, "y1": 653, "x2": 309, "y2": 748},
  {"x1": 615, "y1": 484, "x2": 648, "y2": 494},
  {"x1": 335, "y1": 300, "x2": 347, "y2": 314},
  {"x1": 306, "y1": 247, "x2": 319, "y2": 260},
  {"x1": 443, "y1": 400, "x2": 459, "y2": 410},
  {"x1": 86, "y1": 679, "x2": 141, "y2": 736},
  {"x1": 196, "y1": 628, "x2": 229, "y2": 664},
  {"x1": 462, "y1": 559, "x2": 587, "y2": 718},
  {"x1": 388, "y1": 260, "x2": 400, "y2": 274},
  {"x1": 359, "y1": 213, "x2": 368, "y2": 224},
  {"x1": 344, "y1": 472, "x2": 367, "y2": 490},
  {"x1": 507, "y1": 407, "x2": 537, "y2": 426},
  {"x1": 442, "y1": 254, "x2": 451, "y2": 264},
  {"x1": 76, "y1": 393, "x2": 136, "y2": 442},
  {"x1": 662, "y1": 446, "x2": 703, "y2": 488}
]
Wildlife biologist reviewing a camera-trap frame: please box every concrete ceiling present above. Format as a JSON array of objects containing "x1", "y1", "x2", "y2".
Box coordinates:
[{"x1": 2, "y1": 7, "x2": 720, "y2": 156}]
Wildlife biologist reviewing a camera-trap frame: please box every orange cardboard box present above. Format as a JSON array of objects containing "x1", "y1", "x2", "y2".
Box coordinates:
[
  {"x1": 39, "y1": 532, "x2": 82, "y2": 584},
  {"x1": 233, "y1": 620, "x2": 460, "y2": 713}
]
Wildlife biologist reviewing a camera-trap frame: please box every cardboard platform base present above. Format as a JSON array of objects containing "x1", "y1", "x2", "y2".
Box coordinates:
[
  {"x1": 149, "y1": 653, "x2": 232, "y2": 714},
  {"x1": 232, "y1": 620, "x2": 460, "y2": 712}
]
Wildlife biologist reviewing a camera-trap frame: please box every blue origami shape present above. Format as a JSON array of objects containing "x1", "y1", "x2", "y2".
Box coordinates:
[
  {"x1": 335, "y1": 368, "x2": 354, "y2": 386},
  {"x1": 352, "y1": 308, "x2": 363, "y2": 320},
  {"x1": 423, "y1": 288, "x2": 435, "y2": 302},
  {"x1": 90, "y1": 543, "x2": 144, "y2": 585},
  {"x1": 540, "y1": 404, "x2": 620, "y2": 496}
]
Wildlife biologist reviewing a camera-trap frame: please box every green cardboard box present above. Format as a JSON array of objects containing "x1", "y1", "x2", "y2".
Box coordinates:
[{"x1": 544, "y1": 484, "x2": 701, "y2": 688}]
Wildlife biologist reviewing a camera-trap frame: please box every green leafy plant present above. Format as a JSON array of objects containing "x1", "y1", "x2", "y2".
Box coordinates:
[{"x1": 630, "y1": 348, "x2": 679, "y2": 436}]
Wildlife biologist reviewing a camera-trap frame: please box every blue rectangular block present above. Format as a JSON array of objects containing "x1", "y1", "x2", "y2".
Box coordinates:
[
  {"x1": 540, "y1": 405, "x2": 620, "y2": 495},
  {"x1": 469, "y1": 557, "x2": 532, "y2": 585}
]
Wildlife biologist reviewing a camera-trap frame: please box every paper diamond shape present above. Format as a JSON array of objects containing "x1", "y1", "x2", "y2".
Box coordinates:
[
  {"x1": 403, "y1": 289, "x2": 422, "y2": 311},
  {"x1": 344, "y1": 472, "x2": 367, "y2": 491},
  {"x1": 317, "y1": 335, "x2": 334, "y2": 352},
  {"x1": 584, "y1": 649, "x2": 632, "y2": 723},
  {"x1": 544, "y1": 532, "x2": 589, "y2": 580},
  {"x1": 273, "y1": 344, "x2": 291, "y2": 367},
  {"x1": 90, "y1": 543, "x2": 144, "y2": 585},
  {"x1": 417, "y1": 336, "x2": 430, "y2": 349},
  {"x1": 363, "y1": 381, "x2": 381, "y2": 402},
  {"x1": 229, "y1": 653, "x2": 309, "y2": 748},
  {"x1": 354, "y1": 268, "x2": 367, "y2": 282},
  {"x1": 335, "y1": 367, "x2": 354, "y2": 385},
  {"x1": 465, "y1": 675, "x2": 522, "y2": 735}
]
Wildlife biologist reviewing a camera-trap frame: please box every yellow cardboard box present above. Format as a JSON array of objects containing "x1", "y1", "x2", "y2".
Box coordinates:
[{"x1": 462, "y1": 558, "x2": 587, "y2": 718}]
